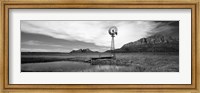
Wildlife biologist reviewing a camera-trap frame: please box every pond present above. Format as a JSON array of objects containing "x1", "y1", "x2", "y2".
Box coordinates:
[{"x1": 21, "y1": 61, "x2": 125, "y2": 72}]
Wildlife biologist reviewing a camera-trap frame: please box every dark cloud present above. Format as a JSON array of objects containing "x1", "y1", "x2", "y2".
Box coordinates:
[{"x1": 146, "y1": 21, "x2": 179, "y2": 36}]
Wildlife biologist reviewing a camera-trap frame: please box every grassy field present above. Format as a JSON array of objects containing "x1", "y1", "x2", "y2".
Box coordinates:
[{"x1": 21, "y1": 52, "x2": 179, "y2": 72}]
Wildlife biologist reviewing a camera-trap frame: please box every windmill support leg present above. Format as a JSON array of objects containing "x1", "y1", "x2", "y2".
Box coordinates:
[
  {"x1": 113, "y1": 37, "x2": 116, "y2": 59},
  {"x1": 110, "y1": 36, "x2": 116, "y2": 59}
]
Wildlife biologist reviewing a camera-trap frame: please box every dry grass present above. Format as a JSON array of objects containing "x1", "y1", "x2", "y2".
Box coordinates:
[{"x1": 83, "y1": 52, "x2": 179, "y2": 72}]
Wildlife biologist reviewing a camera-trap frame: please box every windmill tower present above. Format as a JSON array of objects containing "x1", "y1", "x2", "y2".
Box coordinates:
[{"x1": 108, "y1": 26, "x2": 118, "y2": 59}]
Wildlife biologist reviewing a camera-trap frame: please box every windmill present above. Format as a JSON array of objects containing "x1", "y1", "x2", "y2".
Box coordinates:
[{"x1": 108, "y1": 26, "x2": 118, "y2": 59}]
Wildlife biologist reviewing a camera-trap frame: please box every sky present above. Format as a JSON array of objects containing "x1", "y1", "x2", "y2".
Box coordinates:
[{"x1": 21, "y1": 21, "x2": 178, "y2": 52}]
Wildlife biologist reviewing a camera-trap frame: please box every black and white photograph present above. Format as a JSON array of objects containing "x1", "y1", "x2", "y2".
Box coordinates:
[{"x1": 21, "y1": 20, "x2": 179, "y2": 72}]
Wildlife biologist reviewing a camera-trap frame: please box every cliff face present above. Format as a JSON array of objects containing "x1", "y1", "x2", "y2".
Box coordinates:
[{"x1": 118, "y1": 26, "x2": 179, "y2": 52}]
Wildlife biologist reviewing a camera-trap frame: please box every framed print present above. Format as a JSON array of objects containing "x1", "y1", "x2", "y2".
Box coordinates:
[{"x1": 0, "y1": 0, "x2": 199, "y2": 93}]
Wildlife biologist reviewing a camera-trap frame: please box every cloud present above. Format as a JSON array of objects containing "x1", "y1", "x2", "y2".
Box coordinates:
[
  {"x1": 22, "y1": 40, "x2": 63, "y2": 47},
  {"x1": 21, "y1": 48, "x2": 67, "y2": 52},
  {"x1": 21, "y1": 48, "x2": 50, "y2": 52},
  {"x1": 21, "y1": 21, "x2": 175, "y2": 48},
  {"x1": 22, "y1": 40, "x2": 41, "y2": 46},
  {"x1": 146, "y1": 21, "x2": 179, "y2": 36}
]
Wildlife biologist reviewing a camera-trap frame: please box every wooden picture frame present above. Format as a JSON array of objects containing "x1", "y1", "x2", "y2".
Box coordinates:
[{"x1": 0, "y1": 0, "x2": 199, "y2": 93}]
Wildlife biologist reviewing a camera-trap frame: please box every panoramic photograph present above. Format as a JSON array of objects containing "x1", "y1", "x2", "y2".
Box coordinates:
[{"x1": 21, "y1": 20, "x2": 179, "y2": 72}]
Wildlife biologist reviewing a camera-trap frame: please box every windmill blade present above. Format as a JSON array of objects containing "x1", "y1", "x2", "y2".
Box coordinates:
[{"x1": 109, "y1": 30, "x2": 113, "y2": 35}]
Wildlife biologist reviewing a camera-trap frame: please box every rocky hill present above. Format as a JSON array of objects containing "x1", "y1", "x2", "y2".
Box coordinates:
[{"x1": 70, "y1": 48, "x2": 98, "y2": 53}]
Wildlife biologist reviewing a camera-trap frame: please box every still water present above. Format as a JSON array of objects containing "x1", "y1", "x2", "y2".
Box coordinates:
[{"x1": 21, "y1": 61, "x2": 124, "y2": 72}]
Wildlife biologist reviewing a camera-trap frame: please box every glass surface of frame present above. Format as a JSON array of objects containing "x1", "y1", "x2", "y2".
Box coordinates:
[
  {"x1": 9, "y1": 9, "x2": 190, "y2": 85},
  {"x1": 0, "y1": 0, "x2": 199, "y2": 93}
]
